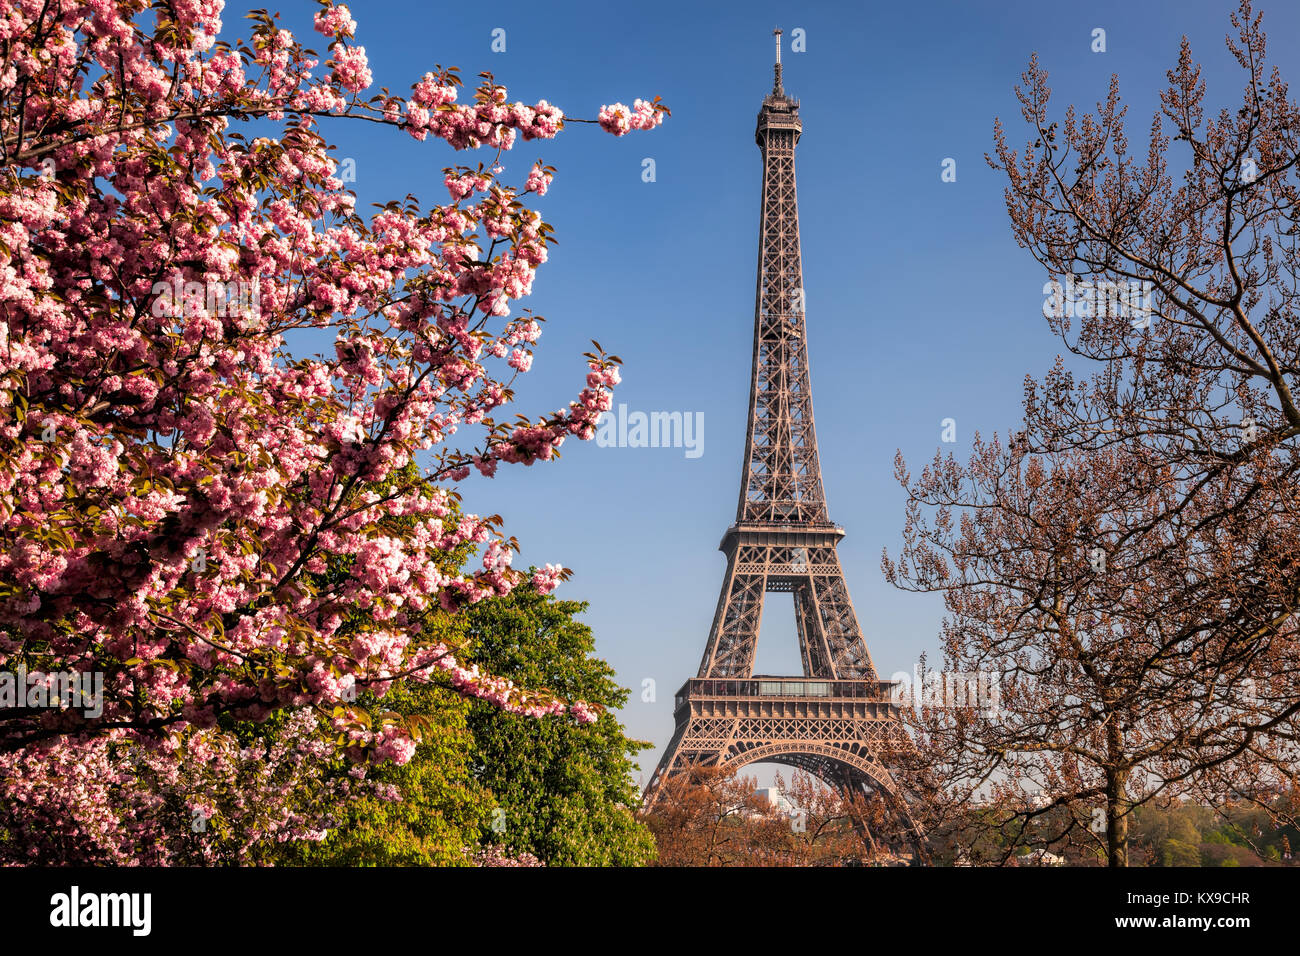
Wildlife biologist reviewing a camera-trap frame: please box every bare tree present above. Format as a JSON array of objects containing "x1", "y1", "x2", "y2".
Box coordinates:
[
  {"x1": 641, "y1": 763, "x2": 765, "y2": 866},
  {"x1": 641, "y1": 764, "x2": 889, "y2": 866},
  {"x1": 887, "y1": 1, "x2": 1300, "y2": 866}
]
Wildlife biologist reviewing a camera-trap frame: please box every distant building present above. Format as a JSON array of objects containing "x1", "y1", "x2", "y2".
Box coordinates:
[
  {"x1": 751, "y1": 787, "x2": 796, "y2": 816},
  {"x1": 1017, "y1": 848, "x2": 1064, "y2": 866}
]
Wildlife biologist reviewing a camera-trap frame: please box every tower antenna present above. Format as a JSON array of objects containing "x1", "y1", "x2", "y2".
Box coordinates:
[{"x1": 773, "y1": 28, "x2": 783, "y2": 94}]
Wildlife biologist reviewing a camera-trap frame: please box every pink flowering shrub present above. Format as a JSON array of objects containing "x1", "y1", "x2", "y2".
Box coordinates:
[
  {"x1": 0, "y1": 0, "x2": 666, "y2": 857},
  {"x1": 468, "y1": 845, "x2": 544, "y2": 867},
  {"x1": 0, "y1": 710, "x2": 375, "y2": 865}
]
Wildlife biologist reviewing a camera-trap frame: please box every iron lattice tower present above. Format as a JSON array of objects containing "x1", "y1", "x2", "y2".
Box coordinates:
[{"x1": 643, "y1": 33, "x2": 922, "y2": 857}]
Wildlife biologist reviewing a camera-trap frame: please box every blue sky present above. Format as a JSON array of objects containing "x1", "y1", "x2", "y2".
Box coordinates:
[{"x1": 263, "y1": 0, "x2": 1300, "y2": 782}]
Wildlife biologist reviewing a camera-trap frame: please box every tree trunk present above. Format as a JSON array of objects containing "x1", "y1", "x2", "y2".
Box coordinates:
[{"x1": 1105, "y1": 767, "x2": 1130, "y2": 867}]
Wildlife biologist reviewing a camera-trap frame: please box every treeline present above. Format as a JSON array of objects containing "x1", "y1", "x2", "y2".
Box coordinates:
[
  {"x1": 639, "y1": 765, "x2": 911, "y2": 867},
  {"x1": 636, "y1": 762, "x2": 1300, "y2": 867},
  {"x1": 924, "y1": 798, "x2": 1300, "y2": 868}
]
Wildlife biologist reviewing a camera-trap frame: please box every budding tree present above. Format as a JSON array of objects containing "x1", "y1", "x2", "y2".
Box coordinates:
[{"x1": 887, "y1": 0, "x2": 1300, "y2": 865}]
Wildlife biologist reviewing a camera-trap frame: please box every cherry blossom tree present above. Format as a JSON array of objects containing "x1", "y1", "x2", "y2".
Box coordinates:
[{"x1": 0, "y1": 0, "x2": 665, "y2": 859}]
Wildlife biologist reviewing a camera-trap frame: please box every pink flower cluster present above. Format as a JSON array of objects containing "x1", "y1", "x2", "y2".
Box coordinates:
[
  {"x1": 524, "y1": 163, "x2": 552, "y2": 195},
  {"x1": 597, "y1": 99, "x2": 665, "y2": 136},
  {"x1": 446, "y1": 170, "x2": 492, "y2": 201},
  {"x1": 314, "y1": 3, "x2": 357, "y2": 39},
  {"x1": 532, "y1": 563, "x2": 564, "y2": 595},
  {"x1": 406, "y1": 641, "x2": 600, "y2": 725},
  {"x1": 468, "y1": 845, "x2": 544, "y2": 866},
  {"x1": 0, "y1": 711, "x2": 366, "y2": 864},
  {"x1": 330, "y1": 45, "x2": 372, "y2": 94},
  {"x1": 403, "y1": 86, "x2": 568, "y2": 151}
]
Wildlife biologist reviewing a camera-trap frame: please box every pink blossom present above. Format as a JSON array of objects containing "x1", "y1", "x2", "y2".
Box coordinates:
[
  {"x1": 532, "y1": 563, "x2": 564, "y2": 595},
  {"x1": 331, "y1": 46, "x2": 372, "y2": 93},
  {"x1": 597, "y1": 103, "x2": 632, "y2": 136},
  {"x1": 314, "y1": 4, "x2": 357, "y2": 39},
  {"x1": 524, "y1": 163, "x2": 552, "y2": 195}
]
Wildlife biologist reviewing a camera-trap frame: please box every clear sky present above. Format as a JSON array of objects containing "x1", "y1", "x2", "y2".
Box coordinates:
[{"x1": 262, "y1": 0, "x2": 1300, "y2": 784}]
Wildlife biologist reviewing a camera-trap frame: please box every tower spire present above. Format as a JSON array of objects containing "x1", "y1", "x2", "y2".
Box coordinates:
[{"x1": 773, "y1": 28, "x2": 783, "y2": 95}]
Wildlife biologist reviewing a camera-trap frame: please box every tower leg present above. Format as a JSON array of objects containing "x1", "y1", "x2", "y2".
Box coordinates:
[{"x1": 696, "y1": 564, "x2": 766, "y2": 679}]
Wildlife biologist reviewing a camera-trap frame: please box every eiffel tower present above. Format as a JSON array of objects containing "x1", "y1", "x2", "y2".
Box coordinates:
[{"x1": 643, "y1": 32, "x2": 922, "y2": 855}]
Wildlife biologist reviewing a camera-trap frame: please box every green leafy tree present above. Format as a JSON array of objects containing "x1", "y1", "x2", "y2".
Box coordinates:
[
  {"x1": 275, "y1": 680, "x2": 490, "y2": 866},
  {"x1": 268, "y1": 464, "x2": 650, "y2": 865},
  {"x1": 463, "y1": 585, "x2": 656, "y2": 866},
  {"x1": 295, "y1": 585, "x2": 655, "y2": 866},
  {"x1": 1161, "y1": 841, "x2": 1203, "y2": 867},
  {"x1": 272, "y1": 467, "x2": 491, "y2": 865}
]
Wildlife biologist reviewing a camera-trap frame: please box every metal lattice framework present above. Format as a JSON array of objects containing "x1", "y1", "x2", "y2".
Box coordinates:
[{"x1": 643, "y1": 36, "x2": 922, "y2": 855}]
